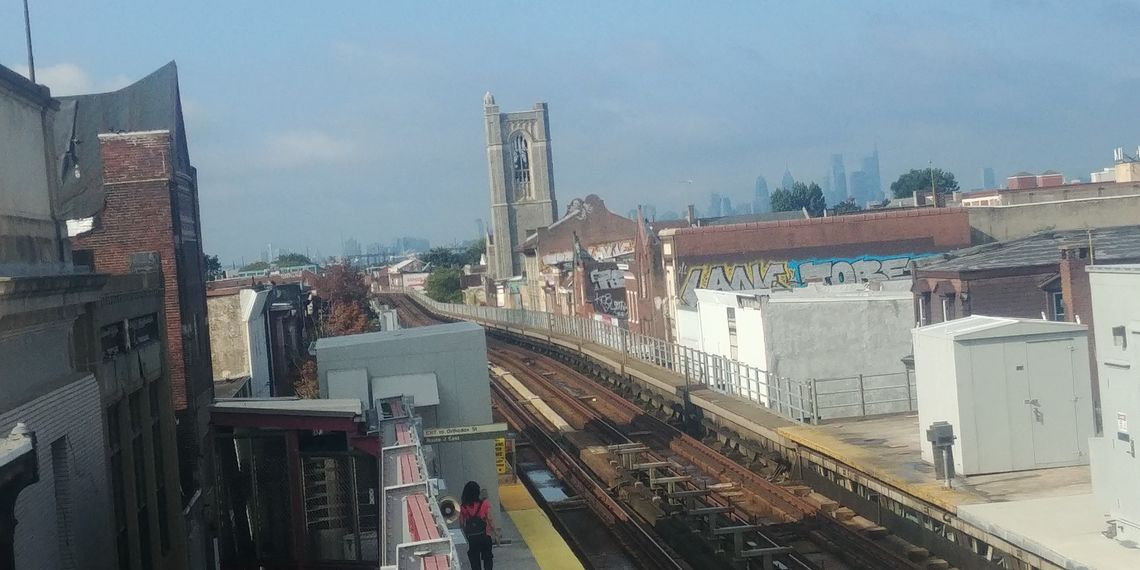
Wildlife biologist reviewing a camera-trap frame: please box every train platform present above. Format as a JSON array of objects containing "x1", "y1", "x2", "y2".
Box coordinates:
[
  {"x1": 493, "y1": 482, "x2": 584, "y2": 570},
  {"x1": 779, "y1": 413, "x2": 1091, "y2": 512}
]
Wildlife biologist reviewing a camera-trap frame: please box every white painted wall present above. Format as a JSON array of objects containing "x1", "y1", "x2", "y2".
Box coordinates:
[{"x1": 240, "y1": 289, "x2": 272, "y2": 398}]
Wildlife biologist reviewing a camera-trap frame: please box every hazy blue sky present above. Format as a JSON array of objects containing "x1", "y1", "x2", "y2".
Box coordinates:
[{"x1": 3, "y1": 2, "x2": 1139, "y2": 263}]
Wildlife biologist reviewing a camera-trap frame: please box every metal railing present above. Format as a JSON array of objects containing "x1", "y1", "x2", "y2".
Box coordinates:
[{"x1": 405, "y1": 291, "x2": 916, "y2": 424}]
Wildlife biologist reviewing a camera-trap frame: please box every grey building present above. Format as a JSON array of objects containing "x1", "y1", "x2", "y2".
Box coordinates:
[
  {"x1": 829, "y1": 153, "x2": 848, "y2": 204},
  {"x1": 0, "y1": 63, "x2": 114, "y2": 570},
  {"x1": 982, "y1": 166, "x2": 996, "y2": 189},
  {"x1": 483, "y1": 93, "x2": 558, "y2": 280},
  {"x1": 753, "y1": 176, "x2": 770, "y2": 214},
  {"x1": 314, "y1": 322, "x2": 500, "y2": 516},
  {"x1": 781, "y1": 166, "x2": 796, "y2": 191},
  {"x1": 1089, "y1": 265, "x2": 1140, "y2": 543}
]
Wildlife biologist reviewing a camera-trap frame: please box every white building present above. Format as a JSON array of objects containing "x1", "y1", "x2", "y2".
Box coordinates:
[
  {"x1": 688, "y1": 281, "x2": 916, "y2": 417},
  {"x1": 913, "y1": 316, "x2": 1093, "y2": 475}
]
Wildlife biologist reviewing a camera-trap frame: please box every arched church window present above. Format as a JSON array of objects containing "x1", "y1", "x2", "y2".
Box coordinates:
[{"x1": 511, "y1": 134, "x2": 531, "y2": 187}]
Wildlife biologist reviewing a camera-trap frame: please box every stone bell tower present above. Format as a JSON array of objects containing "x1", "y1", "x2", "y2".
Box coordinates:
[{"x1": 483, "y1": 92, "x2": 558, "y2": 280}]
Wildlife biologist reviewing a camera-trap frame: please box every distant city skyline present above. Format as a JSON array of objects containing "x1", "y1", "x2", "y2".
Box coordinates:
[{"x1": 3, "y1": 2, "x2": 1136, "y2": 261}]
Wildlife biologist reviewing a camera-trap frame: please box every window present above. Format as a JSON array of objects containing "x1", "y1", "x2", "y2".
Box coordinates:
[
  {"x1": 101, "y1": 322, "x2": 127, "y2": 360},
  {"x1": 511, "y1": 135, "x2": 531, "y2": 184},
  {"x1": 150, "y1": 383, "x2": 172, "y2": 553},
  {"x1": 129, "y1": 392, "x2": 152, "y2": 565},
  {"x1": 1114, "y1": 326, "x2": 1128, "y2": 350},
  {"x1": 941, "y1": 294, "x2": 957, "y2": 321},
  {"x1": 1052, "y1": 292, "x2": 1066, "y2": 322},
  {"x1": 919, "y1": 293, "x2": 931, "y2": 326},
  {"x1": 128, "y1": 314, "x2": 159, "y2": 347}
]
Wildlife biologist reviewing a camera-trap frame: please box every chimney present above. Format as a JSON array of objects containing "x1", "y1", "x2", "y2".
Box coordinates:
[{"x1": 1059, "y1": 241, "x2": 1099, "y2": 416}]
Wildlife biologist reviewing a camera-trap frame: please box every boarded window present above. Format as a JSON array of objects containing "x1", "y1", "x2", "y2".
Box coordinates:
[
  {"x1": 102, "y1": 322, "x2": 127, "y2": 360},
  {"x1": 129, "y1": 314, "x2": 159, "y2": 347}
]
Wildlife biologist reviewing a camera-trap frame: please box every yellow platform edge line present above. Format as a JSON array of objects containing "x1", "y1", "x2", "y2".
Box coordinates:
[{"x1": 506, "y1": 508, "x2": 585, "y2": 570}]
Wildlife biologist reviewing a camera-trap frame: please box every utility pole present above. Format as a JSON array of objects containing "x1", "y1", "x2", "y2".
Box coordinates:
[
  {"x1": 23, "y1": 0, "x2": 36, "y2": 82},
  {"x1": 929, "y1": 161, "x2": 938, "y2": 208}
]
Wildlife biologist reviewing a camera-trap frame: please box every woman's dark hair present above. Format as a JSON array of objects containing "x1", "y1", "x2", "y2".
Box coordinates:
[{"x1": 461, "y1": 481, "x2": 481, "y2": 506}]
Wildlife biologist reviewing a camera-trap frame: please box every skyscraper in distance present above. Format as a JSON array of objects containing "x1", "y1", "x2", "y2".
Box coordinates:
[
  {"x1": 982, "y1": 167, "x2": 996, "y2": 189},
  {"x1": 830, "y1": 153, "x2": 848, "y2": 205},
  {"x1": 753, "y1": 176, "x2": 770, "y2": 214},
  {"x1": 708, "y1": 192, "x2": 723, "y2": 217},
  {"x1": 781, "y1": 167, "x2": 796, "y2": 191},
  {"x1": 860, "y1": 147, "x2": 882, "y2": 202}
]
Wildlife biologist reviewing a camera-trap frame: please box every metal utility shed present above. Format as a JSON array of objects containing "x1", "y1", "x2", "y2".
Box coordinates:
[{"x1": 913, "y1": 315, "x2": 1094, "y2": 475}]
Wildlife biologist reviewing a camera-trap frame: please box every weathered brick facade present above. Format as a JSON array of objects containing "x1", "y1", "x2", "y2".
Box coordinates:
[{"x1": 69, "y1": 131, "x2": 214, "y2": 543}]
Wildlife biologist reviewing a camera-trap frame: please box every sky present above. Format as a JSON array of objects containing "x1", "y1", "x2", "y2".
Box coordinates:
[{"x1": 3, "y1": 1, "x2": 1140, "y2": 264}]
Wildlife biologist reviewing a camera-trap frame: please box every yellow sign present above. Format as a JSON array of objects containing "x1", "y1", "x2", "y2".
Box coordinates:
[{"x1": 495, "y1": 437, "x2": 507, "y2": 474}]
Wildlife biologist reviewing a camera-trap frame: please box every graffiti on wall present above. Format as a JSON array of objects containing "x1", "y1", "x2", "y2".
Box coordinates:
[
  {"x1": 585, "y1": 261, "x2": 629, "y2": 320},
  {"x1": 677, "y1": 254, "x2": 929, "y2": 307}
]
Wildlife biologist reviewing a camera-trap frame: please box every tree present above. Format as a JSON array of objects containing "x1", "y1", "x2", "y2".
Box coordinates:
[
  {"x1": 890, "y1": 168, "x2": 959, "y2": 199},
  {"x1": 292, "y1": 358, "x2": 319, "y2": 399},
  {"x1": 276, "y1": 252, "x2": 312, "y2": 267},
  {"x1": 425, "y1": 267, "x2": 464, "y2": 303},
  {"x1": 770, "y1": 181, "x2": 826, "y2": 217},
  {"x1": 462, "y1": 238, "x2": 487, "y2": 266},
  {"x1": 240, "y1": 260, "x2": 269, "y2": 272},
  {"x1": 323, "y1": 301, "x2": 370, "y2": 337},
  {"x1": 421, "y1": 247, "x2": 463, "y2": 268},
  {"x1": 204, "y1": 254, "x2": 223, "y2": 280},
  {"x1": 831, "y1": 199, "x2": 864, "y2": 215},
  {"x1": 320, "y1": 264, "x2": 369, "y2": 307}
]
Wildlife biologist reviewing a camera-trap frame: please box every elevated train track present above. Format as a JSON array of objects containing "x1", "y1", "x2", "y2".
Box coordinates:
[{"x1": 379, "y1": 294, "x2": 925, "y2": 570}]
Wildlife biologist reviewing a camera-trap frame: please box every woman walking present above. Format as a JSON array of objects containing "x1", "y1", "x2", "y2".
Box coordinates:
[{"x1": 459, "y1": 480, "x2": 497, "y2": 570}]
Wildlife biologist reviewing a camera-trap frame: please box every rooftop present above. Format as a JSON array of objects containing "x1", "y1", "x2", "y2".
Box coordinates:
[
  {"x1": 211, "y1": 397, "x2": 363, "y2": 417},
  {"x1": 915, "y1": 315, "x2": 1086, "y2": 340},
  {"x1": 313, "y1": 320, "x2": 482, "y2": 350},
  {"x1": 916, "y1": 225, "x2": 1140, "y2": 274}
]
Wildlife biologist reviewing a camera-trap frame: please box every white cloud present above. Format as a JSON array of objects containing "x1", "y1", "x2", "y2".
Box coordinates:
[
  {"x1": 261, "y1": 130, "x2": 361, "y2": 168},
  {"x1": 11, "y1": 63, "x2": 132, "y2": 96}
]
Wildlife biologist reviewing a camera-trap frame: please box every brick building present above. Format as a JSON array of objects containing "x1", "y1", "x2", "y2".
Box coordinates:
[
  {"x1": 912, "y1": 225, "x2": 1140, "y2": 425},
  {"x1": 517, "y1": 195, "x2": 637, "y2": 317},
  {"x1": 659, "y1": 208, "x2": 972, "y2": 344},
  {"x1": 56, "y1": 62, "x2": 215, "y2": 568}
]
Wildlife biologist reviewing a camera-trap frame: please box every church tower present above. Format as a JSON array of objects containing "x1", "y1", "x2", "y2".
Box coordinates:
[{"x1": 483, "y1": 92, "x2": 558, "y2": 280}]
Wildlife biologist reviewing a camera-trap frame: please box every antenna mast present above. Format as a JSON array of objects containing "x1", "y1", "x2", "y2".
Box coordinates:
[{"x1": 23, "y1": 0, "x2": 36, "y2": 83}]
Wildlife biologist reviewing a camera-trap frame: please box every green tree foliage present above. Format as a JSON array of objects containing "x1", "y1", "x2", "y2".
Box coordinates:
[
  {"x1": 240, "y1": 260, "x2": 269, "y2": 272},
  {"x1": 463, "y1": 238, "x2": 486, "y2": 266},
  {"x1": 276, "y1": 252, "x2": 312, "y2": 267},
  {"x1": 890, "y1": 168, "x2": 960, "y2": 199},
  {"x1": 421, "y1": 247, "x2": 463, "y2": 268},
  {"x1": 830, "y1": 199, "x2": 864, "y2": 215},
  {"x1": 425, "y1": 267, "x2": 464, "y2": 303},
  {"x1": 204, "y1": 254, "x2": 223, "y2": 280},
  {"x1": 770, "y1": 181, "x2": 827, "y2": 217}
]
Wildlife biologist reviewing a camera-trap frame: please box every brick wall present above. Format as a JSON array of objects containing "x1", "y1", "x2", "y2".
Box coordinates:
[
  {"x1": 963, "y1": 273, "x2": 1054, "y2": 321},
  {"x1": 669, "y1": 208, "x2": 972, "y2": 261},
  {"x1": 72, "y1": 132, "x2": 189, "y2": 408},
  {"x1": 0, "y1": 375, "x2": 114, "y2": 570},
  {"x1": 1060, "y1": 246, "x2": 1098, "y2": 409}
]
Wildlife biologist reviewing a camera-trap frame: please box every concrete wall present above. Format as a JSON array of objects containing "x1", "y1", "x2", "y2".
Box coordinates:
[
  {"x1": 315, "y1": 322, "x2": 499, "y2": 515},
  {"x1": 207, "y1": 294, "x2": 247, "y2": 381},
  {"x1": 692, "y1": 285, "x2": 915, "y2": 417},
  {"x1": 240, "y1": 289, "x2": 271, "y2": 398},
  {"x1": 967, "y1": 195, "x2": 1140, "y2": 243},
  {"x1": 0, "y1": 376, "x2": 115, "y2": 570},
  {"x1": 0, "y1": 74, "x2": 64, "y2": 273}
]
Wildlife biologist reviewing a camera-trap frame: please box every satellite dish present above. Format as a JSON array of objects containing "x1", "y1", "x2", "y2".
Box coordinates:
[{"x1": 438, "y1": 496, "x2": 460, "y2": 523}]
